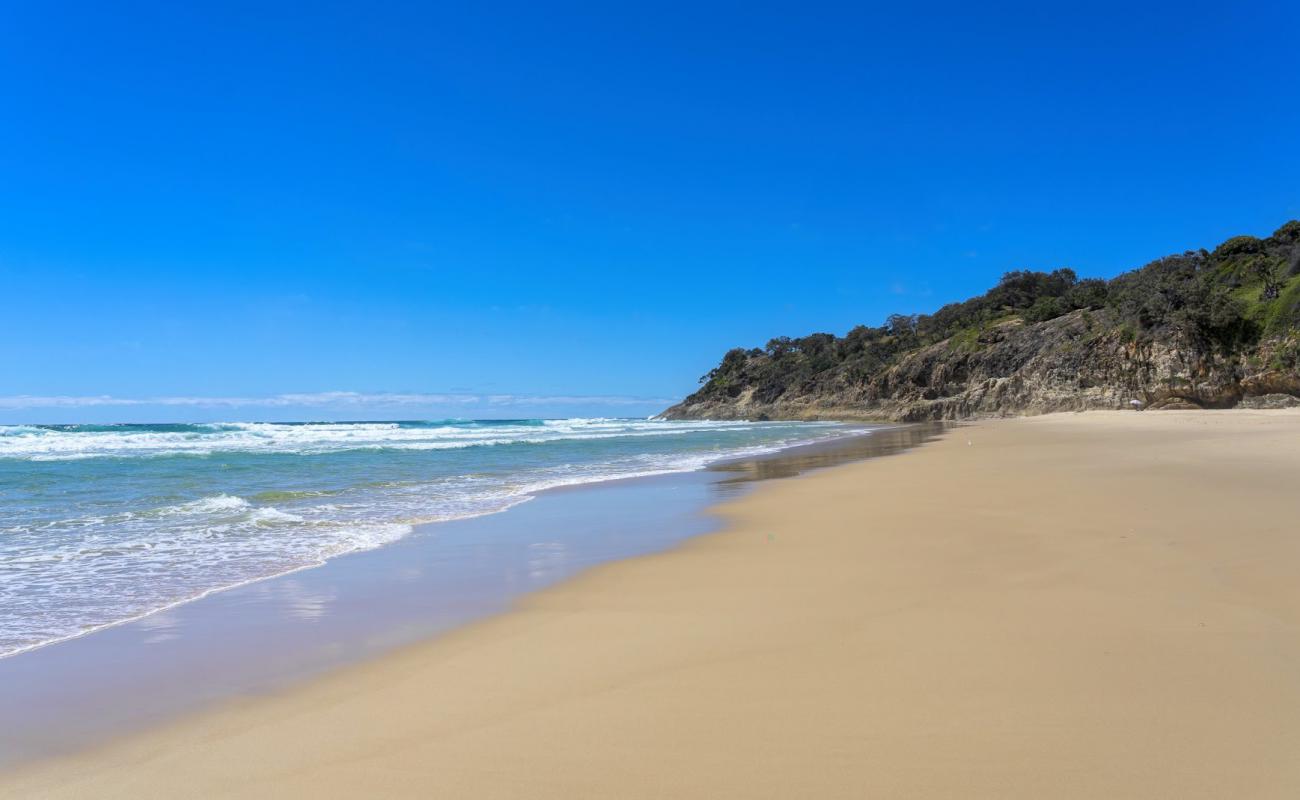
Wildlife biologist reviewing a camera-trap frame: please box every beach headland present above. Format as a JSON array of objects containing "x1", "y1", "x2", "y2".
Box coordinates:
[{"x1": 5, "y1": 410, "x2": 1300, "y2": 798}]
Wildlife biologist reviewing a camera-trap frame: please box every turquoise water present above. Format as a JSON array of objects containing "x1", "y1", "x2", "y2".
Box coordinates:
[{"x1": 0, "y1": 418, "x2": 867, "y2": 657}]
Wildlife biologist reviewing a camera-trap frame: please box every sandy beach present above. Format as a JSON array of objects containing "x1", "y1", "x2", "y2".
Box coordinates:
[{"x1": 6, "y1": 410, "x2": 1300, "y2": 798}]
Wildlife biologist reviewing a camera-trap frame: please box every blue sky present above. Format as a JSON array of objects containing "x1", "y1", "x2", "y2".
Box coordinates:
[{"x1": 2, "y1": 1, "x2": 1297, "y2": 422}]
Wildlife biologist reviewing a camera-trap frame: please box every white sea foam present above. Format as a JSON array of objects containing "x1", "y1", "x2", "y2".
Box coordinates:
[
  {"x1": 249, "y1": 508, "x2": 305, "y2": 525},
  {"x1": 0, "y1": 418, "x2": 773, "y2": 461},
  {"x1": 169, "y1": 494, "x2": 251, "y2": 514},
  {"x1": 0, "y1": 419, "x2": 872, "y2": 658}
]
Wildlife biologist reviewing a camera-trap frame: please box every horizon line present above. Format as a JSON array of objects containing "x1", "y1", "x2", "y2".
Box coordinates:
[{"x1": 0, "y1": 391, "x2": 680, "y2": 412}]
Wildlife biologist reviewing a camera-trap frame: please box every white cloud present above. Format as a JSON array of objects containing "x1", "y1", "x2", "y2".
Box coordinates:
[{"x1": 0, "y1": 391, "x2": 675, "y2": 411}]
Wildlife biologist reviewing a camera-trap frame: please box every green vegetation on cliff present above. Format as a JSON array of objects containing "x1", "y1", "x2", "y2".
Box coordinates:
[{"x1": 667, "y1": 221, "x2": 1300, "y2": 420}]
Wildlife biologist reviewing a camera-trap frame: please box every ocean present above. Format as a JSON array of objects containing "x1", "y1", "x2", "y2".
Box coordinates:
[{"x1": 0, "y1": 418, "x2": 868, "y2": 659}]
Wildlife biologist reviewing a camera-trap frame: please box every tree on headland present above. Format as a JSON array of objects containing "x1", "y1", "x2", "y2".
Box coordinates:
[{"x1": 685, "y1": 221, "x2": 1300, "y2": 408}]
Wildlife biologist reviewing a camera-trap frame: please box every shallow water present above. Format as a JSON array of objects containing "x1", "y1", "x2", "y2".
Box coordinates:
[
  {"x1": 0, "y1": 418, "x2": 866, "y2": 658},
  {"x1": 0, "y1": 422, "x2": 944, "y2": 768}
]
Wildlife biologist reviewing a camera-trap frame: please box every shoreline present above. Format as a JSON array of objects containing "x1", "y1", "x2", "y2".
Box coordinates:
[
  {"x1": 0, "y1": 423, "x2": 928, "y2": 769},
  {"x1": 1, "y1": 422, "x2": 885, "y2": 664},
  {"x1": 7, "y1": 411, "x2": 1300, "y2": 797}
]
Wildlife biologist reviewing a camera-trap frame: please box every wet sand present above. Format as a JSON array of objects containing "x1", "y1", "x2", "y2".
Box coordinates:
[
  {"x1": 0, "y1": 424, "x2": 934, "y2": 767},
  {"x1": 5, "y1": 411, "x2": 1300, "y2": 798}
]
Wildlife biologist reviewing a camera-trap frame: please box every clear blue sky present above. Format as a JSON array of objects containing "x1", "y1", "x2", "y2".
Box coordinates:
[{"x1": 2, "y1": 1, "x2": 1297, "y2": 422}]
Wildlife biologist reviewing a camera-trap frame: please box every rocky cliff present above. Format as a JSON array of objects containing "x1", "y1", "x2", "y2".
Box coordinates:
[{"x1": 663, "y1": 222, "x2": 1300, "y2": 422}]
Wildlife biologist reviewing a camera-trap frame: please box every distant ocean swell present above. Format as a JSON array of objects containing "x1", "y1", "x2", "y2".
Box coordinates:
[{"x1": 0, "y1": 418, "x2": 870, "y2": 657}]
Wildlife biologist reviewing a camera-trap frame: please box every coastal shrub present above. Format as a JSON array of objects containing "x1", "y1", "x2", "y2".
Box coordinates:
[
  {"x1": 949, "y1": 325, "x2": 982, "y2": 353},
  {"x1": 988, "y1": 268, "x2": 1077, "y2": 310},
  {"x1": 1064, "y1": 278, "x2": 1108, "y2": 310},
  {"x1": 683, "y1": 222, "x2": 1300, "y2": 407},
  {"x1": 1023, "y1": 295, "x2": 1065, "y2": 323},
  {"x1": 1104, "y1": 251, "x2": 1257, "y2": 350},
  {"x1": 1258, "y1": 258, "x2": 1287, "y2": 300},
  {"x1": 1264, "y1": 277, "x2": 1300, "y2": 335},
  {"x1": 1213, "y1": 235, "x2": 1265, "y2": 259},
  {"x1": 1272, "y1": 221, "x2": 1300, "y2": 244},
  {"x1": 699, "y1": 348, "x2": 751, "y2": 385}
]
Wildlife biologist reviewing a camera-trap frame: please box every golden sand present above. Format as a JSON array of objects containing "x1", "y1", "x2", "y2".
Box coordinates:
[{"x1": 6, "y1": 411, "x2": 1300, "y2": 798}]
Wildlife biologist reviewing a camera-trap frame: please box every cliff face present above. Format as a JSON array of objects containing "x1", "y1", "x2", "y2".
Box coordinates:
[
  {"x1": 663, "y1": 222, "x2": 1300, "y2": 422},
  {"x1": 664, "y1": 311, "x2": 1300, "y2": 421}
]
